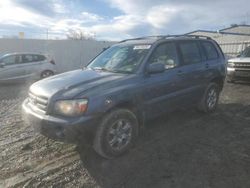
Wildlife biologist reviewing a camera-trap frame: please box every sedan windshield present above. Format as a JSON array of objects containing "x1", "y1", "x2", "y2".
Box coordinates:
[{"x1": 87, "y1": 44, "x2": 151, "y2": 73}]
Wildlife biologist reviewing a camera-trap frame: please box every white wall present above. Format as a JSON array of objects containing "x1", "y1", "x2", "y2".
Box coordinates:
[{"x1": 0, "y1": 39, "x2": 114, "y2": 73}]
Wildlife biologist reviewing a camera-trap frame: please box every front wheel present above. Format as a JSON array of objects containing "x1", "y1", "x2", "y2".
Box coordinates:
[
  {"x1": 198, "y1": 83, "x2": 220, "y2": 113},
  {"x1": 93, "y1": 109, "x2": 139, "y2": 159}
]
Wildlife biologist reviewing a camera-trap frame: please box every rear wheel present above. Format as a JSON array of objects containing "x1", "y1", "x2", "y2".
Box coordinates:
[
  {"x1": 93, "y1": 109, "x2": 139, "y2": 159},
  {"x1": 41, "y1": 70, "x2": 54, "y2": 79},
  {"x1": 198, "y1": 83, "x2": 220, "y2": 113}
]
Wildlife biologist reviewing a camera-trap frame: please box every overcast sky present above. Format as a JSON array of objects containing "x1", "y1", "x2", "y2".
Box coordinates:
[{"x1": 0, "y1": 0, "x2": 249, "y2": 40}]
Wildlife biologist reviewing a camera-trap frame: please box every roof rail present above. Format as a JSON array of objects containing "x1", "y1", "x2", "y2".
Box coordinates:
[
  {"x1": 182, "y1": 34, "x2": 212, "y2": 40},
  {"x1": 118, "y1": 34, "x2": 212, "y2": 43},
  {"x1": 159, "y1": 34, "x2": 212, "y2": 40},
  {"x1": 118, "y1": 36, "x2": 163, "y2": 43}
]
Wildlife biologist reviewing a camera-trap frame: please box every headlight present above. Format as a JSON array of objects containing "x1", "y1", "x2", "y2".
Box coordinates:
[{"x1": 54, "y1": 99, "x2": 88, "y2": 116}]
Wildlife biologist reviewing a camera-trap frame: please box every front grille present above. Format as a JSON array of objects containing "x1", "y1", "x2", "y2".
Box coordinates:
[
  {"x1": 28, "y1": 92, "x2": 48, "y2": 112},
  {"x1": 234, "y1": 62, "x2": 250, "y2": 70}
]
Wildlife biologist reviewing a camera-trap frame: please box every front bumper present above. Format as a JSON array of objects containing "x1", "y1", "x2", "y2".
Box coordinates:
[
  {"x1": 227, "y1": 67, "x2": 250, "y2": 80},
  {"x1": 22, "y1": 98, "x2": 100, "y2": 144}
]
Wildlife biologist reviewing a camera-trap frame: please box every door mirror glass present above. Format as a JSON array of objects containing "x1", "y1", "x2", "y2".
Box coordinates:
[{"x1": 147, "y1": 62, "x2": 165, "y2": 74}]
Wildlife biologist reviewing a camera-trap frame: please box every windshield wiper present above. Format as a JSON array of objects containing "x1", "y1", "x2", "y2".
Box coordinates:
[
  {"x1": 91, "y1": 67, "x2": 111, "y2": 72},
  {"x1": 110, "y1": 69, "x2": 132, "y2": 74},
  {"x1": 91, "y1": 67, "x2": 132, "y2": 74}
]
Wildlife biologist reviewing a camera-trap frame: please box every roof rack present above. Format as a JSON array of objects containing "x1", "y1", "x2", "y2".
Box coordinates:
[
  {"x1": 164, "y1": 34, "x2": 212, "y2": 40},
  {"x1": 118, "y1": 36, "x2": 163, "y2": 43},
  {"x1": 118, "y1": 34, "x2": 212, "y2": 43}
]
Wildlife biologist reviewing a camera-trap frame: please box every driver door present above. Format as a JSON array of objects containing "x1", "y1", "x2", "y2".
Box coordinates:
[
  {"x1": 141, "y1": 42, "x2": 185, "y2": 118},
  {"x1": 0, "y1": 55, "x2": 23, "y2": 82}
]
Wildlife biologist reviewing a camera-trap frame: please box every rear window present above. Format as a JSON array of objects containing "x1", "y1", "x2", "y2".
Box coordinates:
[
  {"x1": 201, "y1": 41, "x2": 219, "y2": 60},
  {"x1": 179, "y1": 41, "x2": 202, "y2": 65}
]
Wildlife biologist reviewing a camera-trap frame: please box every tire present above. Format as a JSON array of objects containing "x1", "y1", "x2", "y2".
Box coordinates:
[
  {"x1": 41, "y1": 70, "x2": 54, "y2": 79},
  {"x1": 93, "y1": 109, "x2": 139, "y2": 159},
  {"x1": 198, "y1": 83, "x2": 220, "y2": 113}
]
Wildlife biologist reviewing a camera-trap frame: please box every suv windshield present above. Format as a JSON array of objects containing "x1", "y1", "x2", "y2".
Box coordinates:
[
  {"x1": 87, "y1": 44, "x2": 151, "y2": 73},
  {"x1": 240, "y1": 47, "x2": 250, "y2": 57}
]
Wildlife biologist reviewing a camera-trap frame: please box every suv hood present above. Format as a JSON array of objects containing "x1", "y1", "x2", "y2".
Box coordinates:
[
  {"x1": 30, "y1": 69, "x2": 125, "y2": 98},
  {"x1": 228, "y1": 57, "x2": 250, "y2": 63}
]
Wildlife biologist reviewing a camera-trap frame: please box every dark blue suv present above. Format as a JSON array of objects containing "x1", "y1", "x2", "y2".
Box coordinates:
[{"x1": 22, "y1": 35, "x2": 226, "y2": 158}]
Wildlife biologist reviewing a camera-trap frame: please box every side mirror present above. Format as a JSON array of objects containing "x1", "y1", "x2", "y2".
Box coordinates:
[
  {"x1": 147, "y1": 63, "x2": 165, "y2": 74},
  {"x1": 236, "y1": 54, "x2": 241, "y2": 58}
]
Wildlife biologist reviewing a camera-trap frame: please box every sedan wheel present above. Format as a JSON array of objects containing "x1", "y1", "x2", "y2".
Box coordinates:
[{"x1": 41, "y1": 70, "x2": 53, "y2": 78}]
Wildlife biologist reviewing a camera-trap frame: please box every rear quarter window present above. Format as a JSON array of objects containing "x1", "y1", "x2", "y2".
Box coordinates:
[
  {"x1": 32, "y1": 55, "x2": 46, "y2": 62},
  {"x1": 201, "y1": 41, "x2": 219, "y2": 60}
]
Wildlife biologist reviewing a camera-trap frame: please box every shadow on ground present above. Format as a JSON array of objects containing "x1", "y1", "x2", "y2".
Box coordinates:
[
  {"x1": 0, "y1": 82, "x2": 32, "y2": 100},
  {"x1": 230, "y1": 80, "x2": 250, "y2": 86},
  {"x1": 77, "y1": 103, "x2": 250, "y2": 188}
]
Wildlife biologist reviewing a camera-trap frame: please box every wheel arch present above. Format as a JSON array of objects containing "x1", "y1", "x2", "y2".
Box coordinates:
[
  {"x1": 104, "y1": 100, "x2": 145, "y2": 131},
  {"x1": 210, "y1": 76, "x2": 224, "y2": 91},
  {"x1": 40, "y1": 69, "x2": 54, "y2": 78}
]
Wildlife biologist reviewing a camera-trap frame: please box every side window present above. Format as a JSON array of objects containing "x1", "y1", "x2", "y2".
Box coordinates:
[
  {"x1": 15, "y1": 55, "x2": 22, "y2": 64},
  {"x1": 22, "y1": 55, "x2": 33, "y2": 63},
  {"x1": 2, "y1": 55, "x2": 17, "y2": 65},
  {"x1": 201, "y1": 41, "x2": 219, "y2": 60},
  {"x1": 179, "y1": 41, "x2": 202, "y2": 65},
  {"x1": 37, "y1": 55, "x2": 46, "y2": 61},
  {"x1": 32, "y1": 55, "x2": 39, "y2": 62},
  {"x1": 32, "y1": 55, "x2": 46, "y2": 62},
  {"x1": 148, "y1": 43, "x2": 178, "y2": 69}
]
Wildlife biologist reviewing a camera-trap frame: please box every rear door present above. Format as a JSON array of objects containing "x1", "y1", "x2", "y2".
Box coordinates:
[
  {"x1": 30, "y1": 54, "x2": 47, "y2": 73},
  {"x1": 21, "y1": 54, "x2": 46, "y2": 78},
  {"x1": 200, "y1": 41, "x2": 221, "y2": 82},
  {"x1": 176, "y1": 40, "x2": 205, "y2": 105},
  {"x1": 0, "y1": 55, "x2": 23, "y2": 82}
]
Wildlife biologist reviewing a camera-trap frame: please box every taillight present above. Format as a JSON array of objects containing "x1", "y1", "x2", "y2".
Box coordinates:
[{"x1": 50, "y1": 60, "x2": 55, "y2": 65}]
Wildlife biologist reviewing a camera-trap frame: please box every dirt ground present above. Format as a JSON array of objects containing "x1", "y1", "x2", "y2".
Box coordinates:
[{"x1": 0, "y1": 81, "x2": 250, "y2": 188}]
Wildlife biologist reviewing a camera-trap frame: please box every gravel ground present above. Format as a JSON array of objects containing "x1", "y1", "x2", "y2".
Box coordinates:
[{"x1": 0, "y1": 81, "x2": 250, "y2": 188}]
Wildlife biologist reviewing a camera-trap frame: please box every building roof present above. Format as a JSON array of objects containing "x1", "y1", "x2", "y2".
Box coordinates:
[
  {"x1": 220, "y1": 24, "x2": 250, "y2": 32},
  {"x1": 186, "y1": 25, "x2": 250, "y2": 37},
  {"x1": 185, "y1": 29, "x2": 250, "y2": 36}
]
